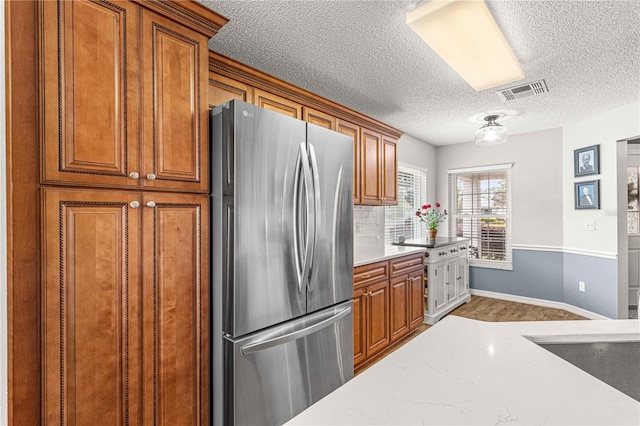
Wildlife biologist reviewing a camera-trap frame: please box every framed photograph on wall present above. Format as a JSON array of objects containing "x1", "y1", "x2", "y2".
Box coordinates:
[
  {"x1": 574, "y1": 145, "x2": 600, "y2": 176},
  {"x1": 575, "y1": 180, "x2": 600, "y2": 209}
]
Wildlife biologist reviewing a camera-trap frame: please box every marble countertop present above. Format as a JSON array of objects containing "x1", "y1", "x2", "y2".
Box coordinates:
[
  {"x1": 354, "y1": 244, "x2": 426, "y2": 267},
  {"x1": 286, "y1": 316, "x2": 640, "y2": 425}
]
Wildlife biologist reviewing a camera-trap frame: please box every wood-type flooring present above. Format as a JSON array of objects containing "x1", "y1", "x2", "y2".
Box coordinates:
[{"x1": 357, "y1": 295, "x2": 586, "y2": 375}]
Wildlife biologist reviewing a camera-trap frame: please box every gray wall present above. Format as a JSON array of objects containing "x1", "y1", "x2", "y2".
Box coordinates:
[
  {"x1": 563, "y1": 253, "x2": 618, "y2": 318},
  {"x1": 470, "y1": 249, "x2": 564, "y2": 302}
]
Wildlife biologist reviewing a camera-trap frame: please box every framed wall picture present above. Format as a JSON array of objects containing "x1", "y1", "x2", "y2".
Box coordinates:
[
  {"x1": 575, "y1": 180, "x2": 600, "y2": 209},
  {"x1": 574, "y1": 145, "x2": 600, "y2": 176}
]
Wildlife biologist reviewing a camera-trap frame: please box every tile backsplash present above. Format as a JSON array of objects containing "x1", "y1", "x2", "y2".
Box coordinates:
[{"x1": 353, "y1": 205, "x2": 384, "y2": 251}]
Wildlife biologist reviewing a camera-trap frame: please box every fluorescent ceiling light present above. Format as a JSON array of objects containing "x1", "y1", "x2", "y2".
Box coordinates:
[{"x1": 407, "y1": 0, "x2": 524, "y2": 91}]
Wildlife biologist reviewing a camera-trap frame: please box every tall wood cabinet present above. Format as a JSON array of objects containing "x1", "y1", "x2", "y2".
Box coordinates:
[{"x1": 38, "y1": 1, "x2": 225, "y2": 423}]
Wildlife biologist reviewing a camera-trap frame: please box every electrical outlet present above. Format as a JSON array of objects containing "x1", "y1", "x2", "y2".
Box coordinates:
[
  {"x1": 585, "y1": 221, "x2": 596, "y2": 231},
  {"x1": 579, "y1": 281, "x2": 586, "y2": 292}
]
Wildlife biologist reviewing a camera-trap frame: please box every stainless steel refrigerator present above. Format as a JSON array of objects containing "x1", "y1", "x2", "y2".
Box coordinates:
[{"x1": 210, "y1": 100, "x2": 354, "y2": 425}]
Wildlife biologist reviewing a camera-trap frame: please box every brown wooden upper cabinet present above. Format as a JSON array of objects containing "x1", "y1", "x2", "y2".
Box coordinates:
[
  {"x1": 208, "y1": 71, "x2": 254, "y2": 108},
  {"x1": 303, "y1": 106, "x2": 336, "y2": 130},
  {"x1": 207, "y1": 58, "x2": 400, "y2": 206},
  {"x1": 337, "y1": 120, "x2": 361, "y2": 204},
  {"x1": 253, "y1": 88, "x2": 302, "y2": 119},
  {"x1": 381, "y1": 135, "x2": 398, "y2": 205},
  {"x1": 41, "y1": 0, "x2": 211, "y2": 193},
  {"x1": 361, "y1": 128, "x2": 382, "y2": 204}
]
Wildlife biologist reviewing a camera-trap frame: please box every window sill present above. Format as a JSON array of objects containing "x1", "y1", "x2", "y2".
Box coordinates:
[{"x1": 469, "y1": 260, "x2": 513, "y2": 271}]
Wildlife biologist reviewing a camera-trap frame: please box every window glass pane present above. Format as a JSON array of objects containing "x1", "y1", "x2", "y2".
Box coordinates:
[
  {"x1": 450, "y1": 167, "x2": 511, "y2": 266},
  {"x1": 385, "y1": 166, "x2": 427, "y2": 244}
]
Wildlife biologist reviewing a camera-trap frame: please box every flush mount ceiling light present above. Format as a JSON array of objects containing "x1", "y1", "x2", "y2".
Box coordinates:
[
  {"x1": 474, "y1": 115, "x2": 508, "y2": 145},
  {"x1": 406, "y1": 0, "x2": 524, "y2": 91}
]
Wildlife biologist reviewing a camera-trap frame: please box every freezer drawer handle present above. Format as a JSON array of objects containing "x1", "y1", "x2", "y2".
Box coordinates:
[{"x1": 240, "y1": 306, "x2": 352, "y2": 356}]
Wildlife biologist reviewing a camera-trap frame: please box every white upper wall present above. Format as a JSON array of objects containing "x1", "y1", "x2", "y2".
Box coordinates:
[
  {"x1": 436, "y1": 128, "x2": 564, "y2": 247},
  {"x1": 397, "y1": 133, "x2": 437, "y2": 202},
  {"x1": 563, "y1": 101, "x2": 640, "y2": 256}
]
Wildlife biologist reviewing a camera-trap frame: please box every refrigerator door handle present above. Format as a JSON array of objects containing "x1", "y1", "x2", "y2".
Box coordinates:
[
  {"x1": 307, "y1": 143, "x2": 322, "y2": 292},
  {"x1": 240, "y1": 306, "x2": 352, "y2": 356},
  {"x1": 293, "y1": 142, "x2": 315, "y2": 293}
]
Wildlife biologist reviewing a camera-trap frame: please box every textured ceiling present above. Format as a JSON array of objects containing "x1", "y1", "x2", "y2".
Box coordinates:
[{"x1": 200, "y1": 0, "x2": 640, "y2": 146}]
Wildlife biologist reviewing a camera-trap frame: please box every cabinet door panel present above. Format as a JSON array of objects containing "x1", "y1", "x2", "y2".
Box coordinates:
[
  {"x1": 361, "y1": 129, "x2": 382, "y2": 204},
  {"x1": 142, "y1": 11, "x2": 209, "y2": 192},
  {"x1": 303, "y1": 107, "x2": 336, "y2": 130},
  {"x1": 253, "y1": 88, "x2": 302, "y2": 119},
  {"x1": 42, "y1": 188, "x2": 142, "y2": 425},
  {"x1": 456, "y1": 257, "x2": 469, "y2": 298},
  {"x1": 381, "y1": 136, "x2": 397, "y2": 204},
  {"x1": 390, "y1": 276, "x2": 409, "y2": 342},
  {"x1": 337, "y1": 120, "x2": 361, "y2": 204},
  {"x1": 447, "y1": 260, "x2": 457, "y2": 303},
  {"x1": 432, "y1": 263, "x2": 447, "y2": 312},
  {"x1": 352, "y1": 288, "x2": 367, "y2": 367},
  {"x1": 208, "y1": 72, "x2": 253, "y2": 108},
  {"x1": 142, "y1": 193, "x2": 210, "y2": 425},
  {"x1": 366, "y1": 280, "x2": 390, "y2": 357},
  {"x1": 409, "y1": 270, "x2": 425, "y2": 330},
  {"x1": 42, "y1": 0, "x2": 139, "y2": 188}
]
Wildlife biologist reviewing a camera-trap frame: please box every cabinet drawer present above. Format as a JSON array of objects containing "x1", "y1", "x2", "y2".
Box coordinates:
[
  {"x1": 426, "y1": 245, "x2": 465, "y2": 263},
  {"x1": 354, "y1": 261, "x2": 389, "y2": 286},
  {"x1": 390, "y1": 254, "x2": 424, "y2": 276}
]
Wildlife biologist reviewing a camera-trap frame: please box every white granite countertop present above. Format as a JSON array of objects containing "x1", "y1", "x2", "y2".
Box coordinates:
[
  {"x1": 286, "y1": 316, "x2": 640, "y2": 425},
  {"x1": 354, "y1": 245, "x2": 426, "y2": 267}
]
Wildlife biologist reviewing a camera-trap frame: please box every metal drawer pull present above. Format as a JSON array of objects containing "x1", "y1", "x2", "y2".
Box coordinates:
[{"x1": 129, "y1": 201, "x2": 140, "y2": 209}]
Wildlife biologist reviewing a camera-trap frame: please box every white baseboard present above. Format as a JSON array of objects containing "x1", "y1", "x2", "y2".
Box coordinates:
[{"x1": 469, "y1": 289, "x2": 611, "y2": 320}]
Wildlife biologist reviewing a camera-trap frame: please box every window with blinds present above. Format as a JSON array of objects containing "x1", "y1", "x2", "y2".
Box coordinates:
[
  {"x1": 448, "y1": 164, "x2": 512, "y2": 269},
  {"x1": 384, "y1": 165, "x2": 427, "y2": 245}
]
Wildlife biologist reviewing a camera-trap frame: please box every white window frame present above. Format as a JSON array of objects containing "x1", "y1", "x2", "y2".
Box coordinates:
[
  {"x1": 448, "y1": 163, "x2": 513, "y2": 270},
  {"x1": 384, "y1": 163, "x2": 428, "y2": 245}
]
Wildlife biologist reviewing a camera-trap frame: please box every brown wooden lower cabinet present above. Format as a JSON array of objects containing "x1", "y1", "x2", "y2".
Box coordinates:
[
  {"x1": 353, "y1": 253, "x2": 425, "y2": 370},
  {"x1": 41, "y1": 187, "x2": 210, "y2": 424}
]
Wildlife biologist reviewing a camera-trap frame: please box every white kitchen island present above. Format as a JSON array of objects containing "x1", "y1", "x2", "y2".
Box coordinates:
[{"x1": 285, "y1": 316, "x2": 640, "y2": 425}]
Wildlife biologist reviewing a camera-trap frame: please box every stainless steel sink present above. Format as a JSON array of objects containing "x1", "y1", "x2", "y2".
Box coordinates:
[{"x1": 535, "y1": 340, "x2": 640, "y2": 402}]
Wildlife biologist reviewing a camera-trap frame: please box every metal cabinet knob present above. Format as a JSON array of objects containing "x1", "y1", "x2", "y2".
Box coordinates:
[
  {"x1": 146, "y1": 173, "x2": 156, "y2": 181},
  {"x1": 129, "y1": 171, "x2": 140, "y2": 180},
  {"x1": 129, "y1": 201, "x2": 140, "y2": 209},
  {"x1": 146, "y1": 201, "x2": 156, "y2": 208}
]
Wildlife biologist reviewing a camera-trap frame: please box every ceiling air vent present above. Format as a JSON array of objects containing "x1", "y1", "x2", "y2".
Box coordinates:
[{"x1": 497, "y1": 79, "x2": 548, "y2": 101}]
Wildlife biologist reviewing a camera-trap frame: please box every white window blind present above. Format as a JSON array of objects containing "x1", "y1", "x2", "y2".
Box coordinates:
[
  {"x1": 385, "y1": 165, "x2": 427, "y2": 245},
  {"x1": 448, "y1": 164, "x2": 512, "y2": 269}
]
